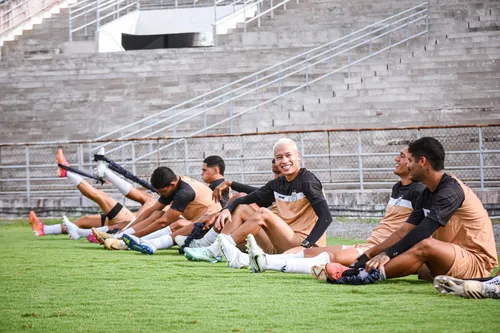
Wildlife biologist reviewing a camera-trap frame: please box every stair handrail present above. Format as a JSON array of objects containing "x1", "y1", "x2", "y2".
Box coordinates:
[
  {"x1": 0, "y1": 0, "x2": 62, "y2": 37},
  {"x1": 92, "y1": 2, "x2": 428, "y2": 154}
]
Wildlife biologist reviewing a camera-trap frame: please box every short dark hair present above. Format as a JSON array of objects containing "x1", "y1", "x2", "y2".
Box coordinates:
[
  {"x1": 408, "y1": 137, "x2": 445, "y2": 171},
  {"x1": 150, "y1": 167, "x2": 177, "y2": 189},
  {"x1": 203, "y1": 155, "x2": 225, "y2": 176}
]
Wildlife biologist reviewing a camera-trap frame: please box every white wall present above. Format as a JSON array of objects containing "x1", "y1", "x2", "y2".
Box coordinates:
[{"x1": 97, "y1": 5, "x2": 254, "y2": 52}]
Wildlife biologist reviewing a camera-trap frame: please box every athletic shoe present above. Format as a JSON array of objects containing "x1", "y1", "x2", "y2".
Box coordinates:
[
  {"x1": 29, "y1": 211, "x2": 44, "y2": 236},
  {"x1": 123, "y1": 234, "x2": 156, "y2": 255},
  {"x1": 56, "y1": 149, "x2": 69, "y2": 177},
  {"x1": 91, "y1": 227, "x2": 114, "y2": 244},
  {"x1": 62, "y1": 215, "x2": 80, "y2": 240},
  {"x1": 103, "y1": 238, "x2": 128, "y2": 250},
  {"x1": 174, "y1": 235, "x2": 188, "y2": 247},
  {"x1": 218, "y1": 234, "x2": 249, "y2": 269},
  {"x1": 189, "y1": 237, "x2": 212, "y2": 248},
  {"x1": 87, "y1": 233, "x2": 99, "y2": 243},
  {"x1": 184, "y1": 247, "x2": 221, "y2": 263},
  {"x1": 434, "y1": 275, "x2": 500, "y2": 299},
  {"x1": 246, "y1": 234, "x2": 265, "y2": 273},
  {"x1": 311, "y1": 263, "x2": 349, "y2": 282},
  {"x1": 94, "y1": 147, "x2": 106, "y2": 178}
]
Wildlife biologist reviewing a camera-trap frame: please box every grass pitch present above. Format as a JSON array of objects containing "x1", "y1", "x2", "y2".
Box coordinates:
[{"x1": 0, "y1": 220, "x2": 499, "y2": 333}]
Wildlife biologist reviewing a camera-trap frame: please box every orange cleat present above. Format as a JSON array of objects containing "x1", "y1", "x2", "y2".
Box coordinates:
[
  {"x1": 56, "y1": 149, "x2": 69, "y2": 177},
  {"x1": 29, "y1": 211, "x2": 45, "y2": 236},
  {"x1": 311, "y1": 263, "x2": 349, "y2": 282}
]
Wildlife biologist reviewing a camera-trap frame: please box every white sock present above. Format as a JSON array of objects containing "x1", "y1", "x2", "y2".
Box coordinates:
[
  {"x1": 142, "y1": 226, "x2": 171, "y2": 240},
  {"x1": 66, "y1": 171, "x2": 83, "y2": 186},
  {"x1": 147, "y1": 235, "x2": 174, "y2": 250},
  {"x1": 203, "y1": 228, "x2": 219, "y2": 244},
  {"x1": 282, "y1": 252, "x2": 331, "y2": 274},
  {"x1": 43, "y1": 224, "x2": 62, "y2": 235},
  {"x1": 207, "y1": 241, "x2": 221, "y2": 257},
  {"x1": 268, "y1": 251, "x2": 305, "y2": 260},
  {"x1": 104, "y1": 168, "x2": 132, "y2": 196},
  {"x1": 379, "y1": 267, "x2": 387, "y2": 281},
  {"x1": 77, "y1": 225, "x2": 108, "y2": 237},
  {"x1": 226, "y1": 234, "x2": 237, "y2": 246}
]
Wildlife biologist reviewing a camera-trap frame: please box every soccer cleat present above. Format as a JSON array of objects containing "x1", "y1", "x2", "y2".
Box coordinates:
[
  {"x1": 246, "y1": 234, "x2": 265, "y2": 273},
  {"x1": 56, "y1": 149, "x2": 69, "y2": 177},
  {"x1": 311, "y1": 263, "x2": 349, "y2": 282},
  {"x1": 87, "y1": 233, "x2": 99, "y2": 243},
  {"x1": 123, "y1": 234, "x2": 155, "y2": 255},
  {"x1": 434, "y1": 275, "x2": 466, "y2": 297},
  {"x1": 91, "y1": 227, "x2": 114, "y2": 244},
  {"x1": 434, "y1": 276, "x2": 500, "y2": 299},
  {"x1": 218, "y1": 234, "x2": 249, "y2": 269},
  {"x1": 188, "y1": 237, "x2": 212, "y2": 248},
  {"x1": 94, "y1": 147, "x2": 107, "y2": 178},
  {"x1": 103, "y1": 238, "x2": 128, "y2": 250},
  {"x1": 184, "y1": 247, "x2": 221, "y2": 263},
  {"x1": 174, "y1": 235, "x2": 188, "y2": 247},
  {"x1": 62, "y1": 215, "x2": 80, "y2": 240},
  {"x1": 29, "y1": 211, "x2": 45, "y2": 236}
]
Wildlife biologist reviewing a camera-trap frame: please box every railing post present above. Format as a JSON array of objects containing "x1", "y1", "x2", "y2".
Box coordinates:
[
  {"x1": 78, "y1": 144, "x2": 84, "y2": 201},
  {"x1": 425, "y1": 2, "x2": 429, "y2": 41},
  {"x1": 387, "y1": 23, "x2": 392, "y2": 57},
  {"x1": 137, "y1": 0, "x2": 140, "y2": 10},
  {"x1": 257, "y1": 0, "x2": 260, "y2": 27},
  {"x1": 406, "y1": 15, "x2": 410, "y2": 47},
  {"x1": 25, "y1": 146, "x2": 30, "y2": 199},
  {"x1": 478, "y1": 127, "x2": 485, "y2": 190},
  {"x1": 255, "y1": 73, "x2": 259, "y2": 113},
  {"x1": 357, "y1": 131, "x2": 364, "y2": 191},
  {"x1": 270, "y1": 0, "x2": 273, "y2": 19},
  {"x1": 243, "y1": 0, "x2": 246, "y2": 33},
  {"x1": 131, "y1": 141, "x2": 137, "y2": 177},
  {"x1": 305, "y1": 55, "x2": 309, "y2": 93},
  {"x1": 213, "y1": 0, "x2": 217, "y2": 46},
  {"x1": 68, "y1": 5, "x2": 72, "y2": 41},
  {"x1": 300, "y1": 133, "x2": 305, "y2": 168},
  {"x1": 96, "y1": 0, "x2": 100, "y2": 38},
  {"x1": 348, "y1": 55, "x2": 351, "y2": 80},
  {"x1": 229, "y1": 92, "x2": 233, "y2": 134},
  {"x1": 240, "y1": 136, "x2": 245, "y2": 183},
  {"x1": 88, "y1": 142, "x2": 93, "y2": 174},
  {"x1": 284, "y1": 0, "x2": 286, "y2": 11},
  {"x1": 184, "y1": 139, "x2": 189, "y2": 176}
]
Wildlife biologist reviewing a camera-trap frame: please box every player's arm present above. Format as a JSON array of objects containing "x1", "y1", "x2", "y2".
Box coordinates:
[
  {"x1": 212, "y1": 180, "x2": 259, "y2": 203},
  {"x1": 302, "y1": 200, "x2": 332, "y2": 247},
  {"x1": 157, "y1": 207, "x2": 183, "y2": 224},
  {"x1": 230, "y1": 181, "x2": 260, "y2": 194},
  {"x1": 130, "y1": 200, "x2": 166, "y2": 226}
]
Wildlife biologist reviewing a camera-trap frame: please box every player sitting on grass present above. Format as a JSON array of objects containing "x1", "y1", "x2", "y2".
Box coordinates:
[
  {"x1": 316, "y1": 137, "x2": 498, "y2": 284},
  {"x1": 99, "y1": 166, "x2": 221, "y2": 250},
  {"x1": 177, "y1": 138, "x2": 332, "y2": 264},
  {"x1": 29, "y1": 149, "x2": 155, "y2": 241},
  {"x1": 220, "y1": 147, "x2": 425, "y2": 275},
  {"x1": 123, "y1": 159, "x2": 281, "y2": 255},
  {"x1": 434, "y1": 271, "x2": 500, "y2": 299}
]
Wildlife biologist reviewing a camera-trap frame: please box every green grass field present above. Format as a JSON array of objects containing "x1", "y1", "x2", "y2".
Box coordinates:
[{"x1": 1, "y1": 220, "x2": 499, "y2": 333}]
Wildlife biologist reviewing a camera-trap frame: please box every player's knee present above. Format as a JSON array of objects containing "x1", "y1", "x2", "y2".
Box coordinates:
[{"x1": 412, "y1": 238, "x2": 434, "y2": 259}]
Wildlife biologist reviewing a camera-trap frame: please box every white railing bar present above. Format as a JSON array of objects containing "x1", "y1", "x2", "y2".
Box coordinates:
[
  {"x1": 71, "y1": 1, "x2": 137, "y2": 33},
  {"x1": 1, "y1": 0, "x2": 61, "y2": 35},
  {"x1": 133, "y1": 16, "x2": 427, "y2": 143},
  {"x1": 102, "y1": 10, "x2": 427, "y2": 151},
  {"x1": 246, "y1": 0, "x2": 290, "y2": 24},
  {"x1": 215, "y1": 0, "x2": 261, "y2": 24},
  {"x1": 93, "y1": 2, "x2": 427, "y2": 142},
  {"x1": 70, "y1": 0, "x2": 100, "y2": 16}
]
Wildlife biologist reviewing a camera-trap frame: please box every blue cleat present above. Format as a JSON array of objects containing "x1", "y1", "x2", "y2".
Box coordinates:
[
  {"x1": 123, "y1": 234, "x2": 156, "y2": 255},
  {"x1": 183, "y1": 247, "x2": 221, "y2": 263}
]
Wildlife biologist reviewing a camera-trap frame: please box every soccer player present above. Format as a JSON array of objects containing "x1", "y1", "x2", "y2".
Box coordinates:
[
  {"x1": 434, "y1": 271, "x2": 500, "y2": 299},
  {"x1": 101, "y1": 166, "x2": 221, "y2": 249},
  {"x1": 201, "y1": 155, "x2": 230, "y2": 208},
  {"x1": 29, "y1": 149, "x2": 154, "y2": 240},
  {"x1": 321, "y1": 137, "x2": 498, "y2": 283},
  {"x1": 235, "y1": 146, "x2": 425, "y2": 275},
  {"x1": 181, "y1": 138, "x2": 332, "y2": 263}
]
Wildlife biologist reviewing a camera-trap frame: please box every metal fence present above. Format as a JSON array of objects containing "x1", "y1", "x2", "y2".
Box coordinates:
[
  {"x1": 1, "y1": 125, "x2": 499, "y2": 199},
  {"x1": 0, "y1": 0, "x2": 61, "y2": 37}
]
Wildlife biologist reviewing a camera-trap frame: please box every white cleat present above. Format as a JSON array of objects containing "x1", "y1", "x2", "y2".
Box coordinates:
[
  {"x1": 95, "y1": 147, "x2": 107, "y2": 178},
  {"x1": 217, "y1": 234, "x2": 249, "y2": 269},
  {"x1": 189, "y1": 237, "x2": 212, "y2": 248},
  {"x1": 246, "y1": 234, "x2": 266, "y2": 273},
  {"x1": 62, "y1": 215, "x2": 81, "y2": 240},
  {"x1": 174, "y1": 235, "x2": 188, "y2": 247}
]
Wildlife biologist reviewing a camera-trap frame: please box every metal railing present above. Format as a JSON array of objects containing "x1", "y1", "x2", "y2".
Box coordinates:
[
  {"x1": 1, "y1": 125, "x2": 499, "y2": 199},
  {"x1": 90, "y1": 3, "x2": 429, "y2": 161},
  {"x1": 0, "y1": 0, "x2": 62, "y2": 37}
]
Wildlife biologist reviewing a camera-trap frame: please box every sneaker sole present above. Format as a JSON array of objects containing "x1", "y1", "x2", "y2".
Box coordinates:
[
  {"x1": 123, "y1": 235, "x2": 153, "y2": 255},
  {"x1": 311, "y1": 265, "x2": 328, "y2": 281},
  {"x1": 433, "y1": 275, "x2": 465, "y2": 296},
  {"x1": 184, "y1": 248, "x2": 219, "y2": 263},
  {"x1": 245, "y1": 234, "x2": 262, "y2": 273},
  {"x1": 91, "y1": 228, "x2": 107, "y2": 245}
]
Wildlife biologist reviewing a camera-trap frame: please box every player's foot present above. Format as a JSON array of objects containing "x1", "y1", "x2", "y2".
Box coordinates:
[
  {"x1": 174, "y1": 235, "x2": 188, "y2": 247},
  {"x1": 56, "y1": 148, "x2": 69, "y2": 177},
  {"x1": 434, "y1": 275, "x2": 500, "y2": 299},
  {"x1": 433, "y1": 276, "x2": 466, "y2": 297},
  {"x1": 87, "y1": 233, "x2": 99, "y2": 243},
  {"x1": 62, "y1": 215, "x2": 80, "y2": 240},
  {"x1": 103, "y1": 238, "x2": 127, "y2": 250},
  {"x1": 29, "y1": 211, "x2": 45, "y2": 236},
  {"x1": 218, "y1": 234, "x2": 249, "y2": 269},
  {"x1": 189, "y1": 237, "x2": 212, "y2": 248},
  {"x1": 184, "y1": 247, "x2": 221, "y2": 263},
  {"x1": 311, "y1": 263, "x2": 349, "y2": 282},
  {"x1": 94, "y1": 147, "x2": 107, "y2": 178},
  {"x1": 91, "y1": 227, "x2": 114, "y2": 244},
  {"x1": 123, "y1": 234, "x2": 156, "y2": 255},
  {"x1": 246, "y1": 234, "x2": 265, "y2": 273}
]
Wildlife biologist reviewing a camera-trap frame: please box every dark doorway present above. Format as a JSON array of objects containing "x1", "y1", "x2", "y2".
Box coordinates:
[{"x1": 122, "y1": 32, "x2": 208, "y2": 50}]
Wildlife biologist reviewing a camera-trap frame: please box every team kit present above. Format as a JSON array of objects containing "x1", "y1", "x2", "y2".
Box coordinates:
[{"x1": 29, "y1": 137, "x2": 500, "y2": 300}]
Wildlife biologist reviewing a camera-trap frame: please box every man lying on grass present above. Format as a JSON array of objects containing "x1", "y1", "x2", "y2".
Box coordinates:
[{"x1": 316, "y1": 137, "x2": 498, "y2": 285}]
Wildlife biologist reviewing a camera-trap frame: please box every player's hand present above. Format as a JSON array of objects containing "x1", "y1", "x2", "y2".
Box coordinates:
[
  {"x1": 212, "y1": 180, "x2": 231, "y2": 203},
  {"x1": 215, "y1": 209, "x2": 232, "y2": 232},
  {"x1": 283, "y1": 246, "x2": 304, "y2": 254},
  {"x1": 202, "y1": 213, "x2": 219, "y2": 231},
  {"x1": 365, "y1": 252, "x2": 390, "y2": 272}
]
